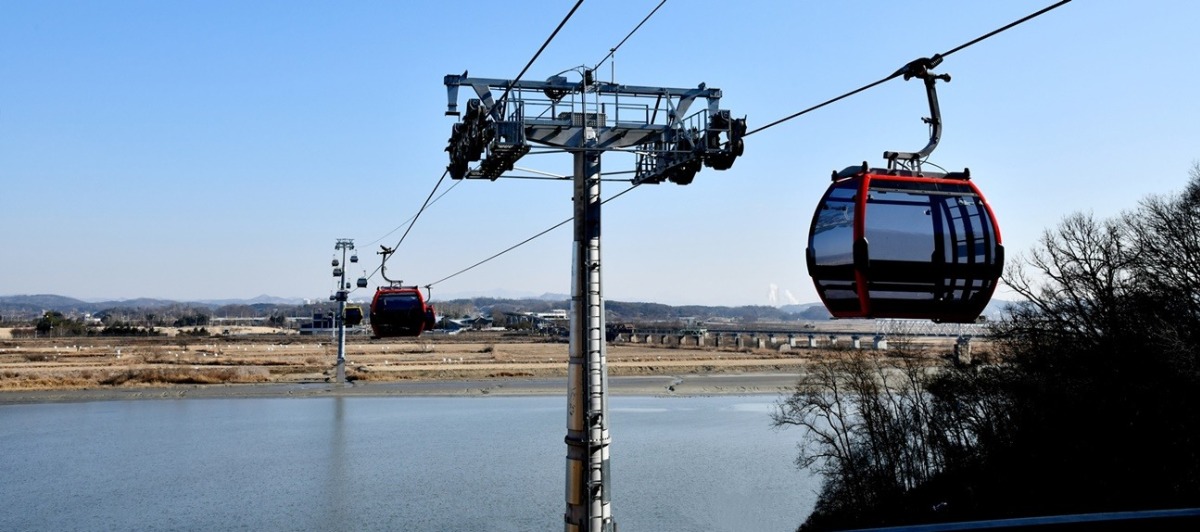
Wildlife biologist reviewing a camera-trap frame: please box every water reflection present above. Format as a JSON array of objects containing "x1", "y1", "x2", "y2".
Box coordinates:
[
  {"x1": 0, "y1": 395, "x2": 816, "y2": 531},
  {"x1": 324, "y1": 396, "x2": 349, "y2": 530}
]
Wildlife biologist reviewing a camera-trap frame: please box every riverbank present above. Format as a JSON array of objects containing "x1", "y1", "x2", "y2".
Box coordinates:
[
  {"x1": 0, "y1": 332, "x2": 961, "y2": 404},
  {"x1": 0, "y1": 372, "x2": 810, "y2": 404}
]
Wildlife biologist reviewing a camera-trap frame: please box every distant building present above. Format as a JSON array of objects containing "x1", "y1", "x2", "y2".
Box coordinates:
[
  {"x1": 496, "y1": 310, "x2": 568, "y2": 331},
  {"x1": 297, "y1": 312, "x2": 335, "y2": 335},
  {"x1": 438, "y1": 315, "x2": 494, "y2": 331}
]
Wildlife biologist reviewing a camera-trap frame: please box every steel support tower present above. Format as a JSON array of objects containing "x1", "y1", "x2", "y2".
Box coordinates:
[
  {"x1": 332, "y1": 238, "x2": 355, "y2": 383},
  {"x1": 444, "y1": 71, "x2": 745, "y2": 531}
]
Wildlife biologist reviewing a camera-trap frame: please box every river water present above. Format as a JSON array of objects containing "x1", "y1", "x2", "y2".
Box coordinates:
[{"x1": 0, "y1": 395, "x2": 817, "y2": 531}]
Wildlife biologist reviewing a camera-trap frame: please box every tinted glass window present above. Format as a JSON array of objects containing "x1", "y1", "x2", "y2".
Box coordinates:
[
  {"x1": 937, "y1": 194, "x2": 995, "y2": 265},
  {"x1": 864, "y1": 187, "x2": 937, "y2": 262},
  {"x1": 379, "y1": 293, "x2": 421, "y2": 311},
  {"x1": 864, "y1": 180, "x2": 991, "y2": 266},
  {"x1": 810, "y1": 182, "x2": 857, "y2": 266}
]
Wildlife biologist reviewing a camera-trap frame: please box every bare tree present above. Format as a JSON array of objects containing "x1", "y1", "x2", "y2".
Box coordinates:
[
  {"x1": 773, "y1": 353, "x2": 952, "y2": 527},
  {"x1": 780, "y1": 164, "x2": 1200, "y2": 530}
]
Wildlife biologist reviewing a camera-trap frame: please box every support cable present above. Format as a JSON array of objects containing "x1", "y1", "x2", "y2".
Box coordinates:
[
  {"x1": 394, "y1": 169, "x2": 449, "y2": 250},
  {"x1": 420, "y1": 0, "x2": 704, "y2": 290},
  {"x1": 417, "y1": 0, "x2": 1072, "y2": 293},
  {"x1": 495, "y1": 0, "x2": 585, "y2": 112},
  {"x1": 365, "y1": 2, "x2": 582, "y2": 291},
  {"x1": 364, "y1": 178, "x2": 462, "y2": 247},
  {"x1": 356, "y1": 169, "x2": 450, "y2": 287},
  {"x1": 744, "y1": 0, "x2": 1071, "y2": 137},
  {"x1": 593, "y1": 0, "x2": 668, "y2": 73},
  {"x1": 427, "y1": 184, "x2": 640, "y2": 287}
]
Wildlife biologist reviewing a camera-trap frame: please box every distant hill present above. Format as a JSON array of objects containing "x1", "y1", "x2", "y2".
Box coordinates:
[
  {"x1": 99, "y1": 297, "x2": 183, "y2": 308},
  {"x1": 0, "y1": 294, "x2": 96, "y2": 316},
  {"x1": 0, "y1": 295, "x2": 194, "y2": 315},
  {"x1": 780, "y1": 302, "x2": 833, "y2": 320},
  {"x1": 0, "y1": 294, "x2": 308, "y2": 320},
  {"x1": 1, "y1": 293, "x2": 1023, "y2": 325},
  {"x1": 195, "y1": 295, "x2": 304, "y2": 306},
  {"x1": 435, "y1": 289, "x2": 570, "y2": 301}
]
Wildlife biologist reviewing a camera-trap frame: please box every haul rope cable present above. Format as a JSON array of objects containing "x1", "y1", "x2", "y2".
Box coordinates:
[
  {"x1": 421, "y1": 0, "x2": 674, "y2": 288},
  {"x1": 592, "y1": 0, "x2": 668, "y2": 73},
  {"x1": 403, "y1": 0, "x2": 586, "y2": 253},
  {"x1": 408, "y1": 0, "x2": 672, "y2": 287},
  {"x1": 426, "y1": 184, "x2": 640, "y2": 288},
  {"x1": 364, "y1": 179, "x2": 462, "y2": 248},
  {"x1": 494, "y1": 0, "x2": 586, "y2": 112},
  {"x1": 413, "y1": 0, "x2": 1074, "y2": 294},
  {"x1": 745, "y1": 0, "x2": 1072, "y2": 138},
  {"x1": 350, "y1": 0, "x2": 588, "y2": 291}
]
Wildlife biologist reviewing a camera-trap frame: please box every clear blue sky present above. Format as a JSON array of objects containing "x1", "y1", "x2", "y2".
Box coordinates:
[{"x1": 3, "y1": 1, "x2": 1197, "y2": 306}]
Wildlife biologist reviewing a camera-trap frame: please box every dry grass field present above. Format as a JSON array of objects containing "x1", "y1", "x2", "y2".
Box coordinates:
[{"x1": 0, "y1": 329, "x2": 970, "y2": 392}]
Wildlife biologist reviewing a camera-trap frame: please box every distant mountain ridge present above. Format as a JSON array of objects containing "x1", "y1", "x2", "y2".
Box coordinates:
[
  {"x1": 435, "y1": 289, "x2": 570, "y2": 301},
  {"x1": 194, "y1": 294, "x2": 305, "y2": 306},
  {"x1": 0, "y1": 294, "x2": 305, "y2": 319},
  {"x1": 1, "y1": 293, "x2": 1018, "y2": 323},
  {"x1": 0, "y1": 294, "x2": 99, "y2": 315}
]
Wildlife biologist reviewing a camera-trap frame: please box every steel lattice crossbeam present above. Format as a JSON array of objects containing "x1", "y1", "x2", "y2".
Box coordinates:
[
  {"x1": 875, "y1": 318, "x2": 990, "y2": 338},
  {"x1": 443, "y1": 73, "x2": 744, "y2": 184}
]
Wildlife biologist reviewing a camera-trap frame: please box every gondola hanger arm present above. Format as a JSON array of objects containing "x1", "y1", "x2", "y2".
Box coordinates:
[
  {"x1": 884, "y1": 56, "x2": 951, "y2": 171},
  {"x1": 378, "y1": 245, "x2": 401, "y2": 285}
]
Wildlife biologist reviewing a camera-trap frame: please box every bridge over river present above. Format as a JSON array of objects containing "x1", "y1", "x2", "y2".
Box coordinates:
[{"x1": 611, "y1": 319, "x2": 991, "y2": 361}]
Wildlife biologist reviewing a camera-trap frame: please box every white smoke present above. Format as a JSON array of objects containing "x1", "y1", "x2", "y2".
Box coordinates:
[{"x1": 783, "y1": 289, "x2": 800, "y2": 305}]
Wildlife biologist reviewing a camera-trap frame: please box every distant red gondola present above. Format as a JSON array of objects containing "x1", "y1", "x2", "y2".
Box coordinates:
[
  {"x1": 369, "y1": 245, "x2": 436, "y2": 338},
  {"x1": 369, "y1": 286, "x2": 436, "y2": 338}
]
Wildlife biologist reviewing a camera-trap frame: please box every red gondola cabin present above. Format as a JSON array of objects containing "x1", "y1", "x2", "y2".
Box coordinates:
[
  {"x1": 806, "y1": 165, "x2": 1003, "y2": 323},
  {"x1": 369, "y1": 286, "x2": 437, "y2": 338}
]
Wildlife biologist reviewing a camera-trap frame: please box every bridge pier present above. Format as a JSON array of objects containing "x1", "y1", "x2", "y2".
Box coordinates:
[
  {"x1": 955, "y1": 335, "x2": 973, "y2": 365},
  {"x1": 873, "y1": 334, "x2": 888, "y2": 350}
]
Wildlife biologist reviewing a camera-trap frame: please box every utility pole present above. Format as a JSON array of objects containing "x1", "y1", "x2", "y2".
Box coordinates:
[
  {"x1": 444, "y1": 72, "x2": 745, "y2": 531},
  {"x1": 331, "y1": 238, "x2": 356, "y2": 383}
]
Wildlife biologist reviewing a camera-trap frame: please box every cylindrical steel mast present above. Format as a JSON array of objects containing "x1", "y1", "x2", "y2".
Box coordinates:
[{"x1": 564, "y1": 141, "x2": 613, "y2": 532}]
